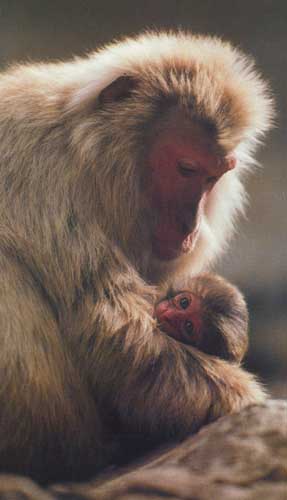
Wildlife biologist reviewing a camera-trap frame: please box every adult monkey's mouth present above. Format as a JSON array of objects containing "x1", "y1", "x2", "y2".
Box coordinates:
[{"x1": 152, "y1": 217, "x2": 200, "y2": 261}]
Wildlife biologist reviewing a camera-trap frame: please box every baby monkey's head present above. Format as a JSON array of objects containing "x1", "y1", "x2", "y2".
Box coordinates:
[{"x1": 155, "y1": 273, "x2": 248, "y2": 363}]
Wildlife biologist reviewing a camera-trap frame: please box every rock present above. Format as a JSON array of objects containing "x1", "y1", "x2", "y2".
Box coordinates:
[
  {"x1": 0, "y1": 400, "x2": 286, "y2": 499},
  {"x1": 52, "y1": 399, "x2": 287, "y2": 500}
]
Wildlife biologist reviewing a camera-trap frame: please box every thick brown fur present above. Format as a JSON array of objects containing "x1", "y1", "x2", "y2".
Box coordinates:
[{"x1": 0, "y1": 31, "x2": 272, "y2": 483}]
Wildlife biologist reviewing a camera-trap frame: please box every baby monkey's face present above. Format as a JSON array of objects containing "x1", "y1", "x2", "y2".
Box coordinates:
[{"x1": 155, "y1": 292, "x2": 203, "y2": 346}]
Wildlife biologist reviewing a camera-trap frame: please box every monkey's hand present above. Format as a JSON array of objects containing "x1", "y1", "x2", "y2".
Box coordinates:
[{"x1": 192, "y1": 350, "x2": 267, "y2": 424}]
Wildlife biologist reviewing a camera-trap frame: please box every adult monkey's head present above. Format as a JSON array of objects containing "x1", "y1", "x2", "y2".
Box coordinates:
[{"x1": 69, "y1": 32, "x2": 273, "y2": 281}]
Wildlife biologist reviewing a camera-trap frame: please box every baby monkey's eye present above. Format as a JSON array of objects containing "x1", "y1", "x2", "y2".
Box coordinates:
[
  {"x1": 180, "y1": 296, "x2": 190, "y2": 309},
  {"x1": 185, "y1": 320, "x2": 194, "y2": 335}
]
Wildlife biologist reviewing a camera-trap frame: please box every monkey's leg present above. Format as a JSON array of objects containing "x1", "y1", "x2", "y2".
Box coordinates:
[{"x1": 0, "y1": 252, "x2": 110, "y2": 483}]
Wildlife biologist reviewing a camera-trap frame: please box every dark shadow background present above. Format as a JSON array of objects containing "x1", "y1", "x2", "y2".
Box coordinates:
[{"x1": 0, "y1": 0, "x2": 286, "y2": 397}]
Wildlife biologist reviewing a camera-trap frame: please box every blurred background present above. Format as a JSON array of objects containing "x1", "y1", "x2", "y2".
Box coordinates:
[{"x1": 0, "y1": 0, "x2": 286, "y2": 397}]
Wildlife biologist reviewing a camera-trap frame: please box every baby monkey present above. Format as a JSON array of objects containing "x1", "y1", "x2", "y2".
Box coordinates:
[{"x1": 155, "y1": 274, "x2": 248, "y2": 363}]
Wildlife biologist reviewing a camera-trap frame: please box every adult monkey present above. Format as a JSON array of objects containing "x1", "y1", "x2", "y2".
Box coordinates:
[{"x1": 0, "y1": 32, "x2": 272, "y2": 483}]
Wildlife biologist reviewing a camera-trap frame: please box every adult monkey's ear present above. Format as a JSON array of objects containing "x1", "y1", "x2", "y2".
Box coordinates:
[{"x1": 98, "y1": 75, "x2": 138, "y2": 104}]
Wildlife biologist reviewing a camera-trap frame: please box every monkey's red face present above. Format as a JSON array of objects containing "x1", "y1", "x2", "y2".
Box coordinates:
[
  {"x1": 147, "y1": 119, "x2": 236, "y2": 260},
  {"x1": 155, "y1": 291, "x2": 203, "y2": 346}
]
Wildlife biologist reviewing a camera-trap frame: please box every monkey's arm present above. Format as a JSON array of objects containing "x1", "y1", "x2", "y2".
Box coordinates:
[
  {"x1": 78, "y1": 260, "x2": 265, "y2": 439},
  {"x1": 0, "y1": 245, "x2": 114, "y2": 481}
]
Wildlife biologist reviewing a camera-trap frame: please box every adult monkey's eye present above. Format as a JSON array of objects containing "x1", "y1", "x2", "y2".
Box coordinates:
[
  {"x1": 185, "y1": 320, "x2": 194, "y2": 335},
  {"x1": 180, "y1": 296, "x2": 190, "y2": 309},
  {"x1": 177, "y1": 162, "x2": 197, "y2": 178}
]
